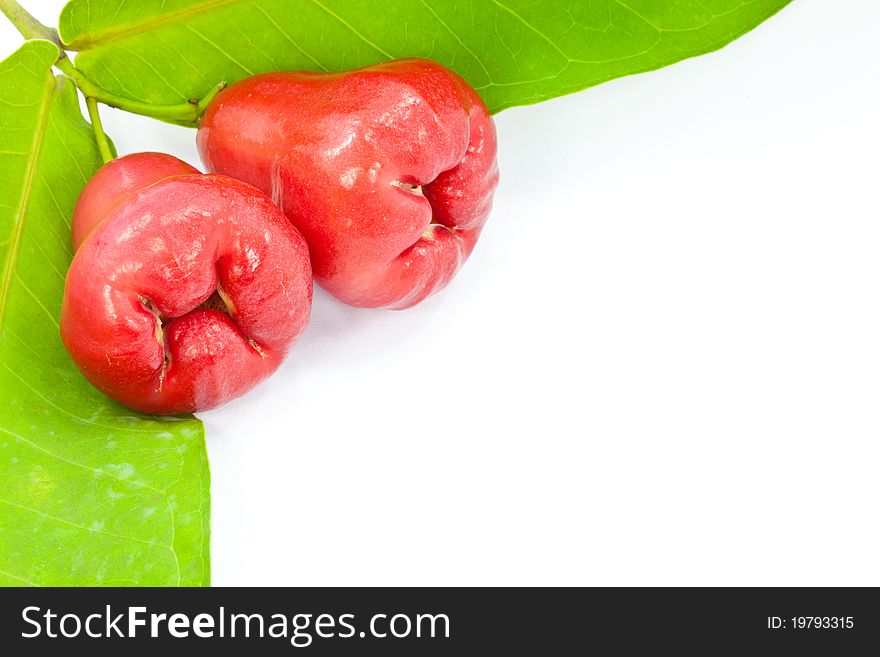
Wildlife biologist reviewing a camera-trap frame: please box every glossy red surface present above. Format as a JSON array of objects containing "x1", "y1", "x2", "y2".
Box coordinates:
[
  {"x1": 71, "y1": 152, "x2": 199, "y2": 249},
  {"x1": 197, "y1": 58, "x2": 499, "y2": 309},
  {"x1": 61, "y1": 154, "x2": 313, "y2": 414}
]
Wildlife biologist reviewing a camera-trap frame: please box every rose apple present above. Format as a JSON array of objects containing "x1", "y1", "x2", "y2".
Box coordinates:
[
  {"x1": 197, "y1": 58, "x2": 499, "y2": 309},
  {"x1": 61, "y1": 152, "x2": 312, "y2": 414}
]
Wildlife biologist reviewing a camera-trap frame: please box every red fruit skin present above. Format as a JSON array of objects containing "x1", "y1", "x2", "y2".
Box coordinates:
[
  {"x1": 197, "y1": 58, "x2": 499, "y2": 309},
  {"x1": 60, "y1": 154, "x2": 313, "y2": 415},
  {"x1": 71, "y1": 152, "x2": 199, "y2": 249}
]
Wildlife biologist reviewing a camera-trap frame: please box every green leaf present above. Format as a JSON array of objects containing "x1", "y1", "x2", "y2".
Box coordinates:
[
  {"x1": 0, "y1": 40, "x2": 209, "y2": 587},
  {"x1": 58, "y1": 0, "x2": 793, "y2": 122}
]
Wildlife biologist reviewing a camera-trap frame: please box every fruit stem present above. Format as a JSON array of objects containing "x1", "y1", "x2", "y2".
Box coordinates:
[
  {"x1": 85, "y1": 96, "x2": 114, "y2": 164},
  {"x1": 0, "y1": 0, "x2": 226, "y2": 124},
  {"x1": 64, "y1": 69, "x2": 227, "y2": 124}
]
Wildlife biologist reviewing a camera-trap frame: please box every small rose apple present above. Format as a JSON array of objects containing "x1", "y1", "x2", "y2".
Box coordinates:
[{"x1": 61, "y1": 152, "x2": 312, "y2": 414}]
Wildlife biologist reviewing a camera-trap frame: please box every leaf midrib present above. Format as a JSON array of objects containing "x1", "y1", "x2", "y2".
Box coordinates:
[
  {"x1": 0, "y1": 73, "x2": 57, "y2": 337},
  {"x1": 63, "y1": 0, "x2": 244, "y2": 50}
]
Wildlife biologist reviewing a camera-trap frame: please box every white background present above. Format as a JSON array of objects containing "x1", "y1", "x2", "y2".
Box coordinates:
[{"x1": 3, "y1": 1, "x2": 879, "y2": 586}]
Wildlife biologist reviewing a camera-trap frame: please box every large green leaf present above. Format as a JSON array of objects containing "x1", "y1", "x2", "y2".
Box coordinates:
[
  {"x1": 59, "y1": 0, "x2": 793, "y2": 123},
  {"x1": 0, "y1": 40, "x2": 209, "y2": 587}
]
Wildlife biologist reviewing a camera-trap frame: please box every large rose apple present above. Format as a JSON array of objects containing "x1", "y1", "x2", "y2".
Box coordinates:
[{"x1": 197, "y1": 58, "x2": 499, "y2": 309}]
